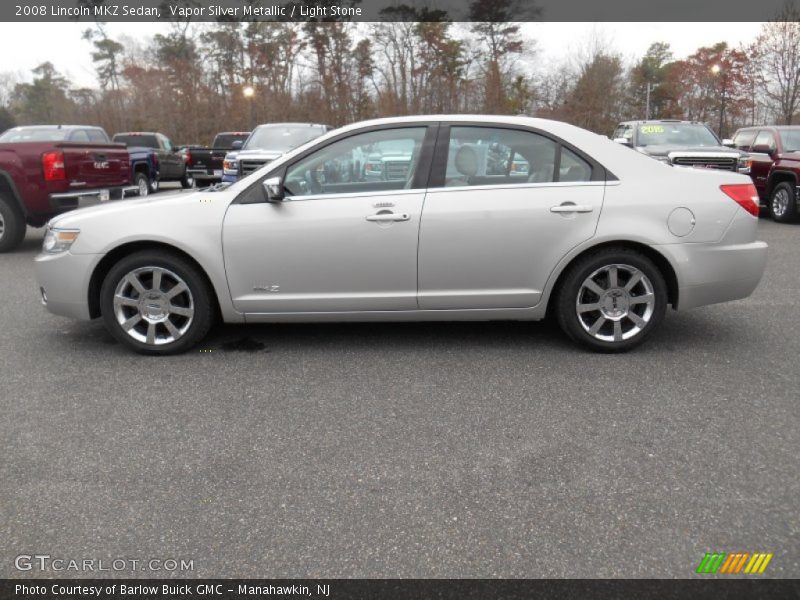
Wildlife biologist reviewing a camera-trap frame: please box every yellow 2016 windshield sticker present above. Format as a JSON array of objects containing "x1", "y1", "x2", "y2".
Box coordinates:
[{"x1": 640, "y1": 125, "x2": 665, "y2": 134}]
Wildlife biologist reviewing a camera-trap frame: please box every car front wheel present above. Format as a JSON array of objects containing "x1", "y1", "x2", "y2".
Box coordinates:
[
  {"x1": 555, "y1": 248, "x2": 667, "y2": 352},
  {"x1": 769, "y1": 182, "x2": 797, "y2": 223},
  {"x1": 99, "y1": 250, "x2": 214, "y2": 354}
]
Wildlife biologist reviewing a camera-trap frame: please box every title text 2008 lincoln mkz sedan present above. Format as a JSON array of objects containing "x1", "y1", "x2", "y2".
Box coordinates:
[{"x1": 35, "y1": 116, "x2": 768, "y2": 354}]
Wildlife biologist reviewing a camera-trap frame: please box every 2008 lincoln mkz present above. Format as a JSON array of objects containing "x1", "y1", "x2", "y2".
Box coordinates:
[{"x1": 34, "y1": 116, "x2": 768, "y2": 354}]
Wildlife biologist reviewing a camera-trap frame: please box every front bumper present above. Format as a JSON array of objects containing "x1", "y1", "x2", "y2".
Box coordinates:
[{"x1": 34, "y1": 251, "x2": 100, "y2": 320}]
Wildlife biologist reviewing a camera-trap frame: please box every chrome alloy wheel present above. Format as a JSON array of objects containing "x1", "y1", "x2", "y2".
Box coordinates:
[
  {"x1": 576, "y1": 264, "x2": 656, "y2": 343},
  {"x1": 113, "y1": 266, "x2": 194, "y2": 346},
  {"x1": 137, "y1": 176, "x2": 149, "y2": 197},
  {"x1": 772, "y1": 187, "x2": 790, "y2": 218}
]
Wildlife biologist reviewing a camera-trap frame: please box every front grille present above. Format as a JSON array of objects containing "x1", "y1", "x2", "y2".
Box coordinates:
[
  {"x1": 240, "y1": 159, "x2": 270, "y2": 176},
  {"x1": 384, "y1": 160, "x2": 410, "y2": 181},
  {"x1": 671, "y1": 156, "x2": 737, "y2": 171}
]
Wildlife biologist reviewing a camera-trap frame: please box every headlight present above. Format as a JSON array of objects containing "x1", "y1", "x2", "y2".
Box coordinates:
[
  {"x1": 43, "y1": 228, "x2": 80, "y2": 253},
  {"x1": 223, "y1": 159, "x2": 238, "y2": 171},
  {"x1": 738, "y1": 157, "x2": 752, "y2": 173}
]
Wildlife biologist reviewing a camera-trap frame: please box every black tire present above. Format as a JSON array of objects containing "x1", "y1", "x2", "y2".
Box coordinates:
[
  {"x1": 0, "y1": 195, "x2": 27, "y2": 253},
  {"x1": 768, "y1": 181, "x2": 798, "y2": 223},
  {"x1": 149, "y1": 177, "x2": 160, "y2": 194},
  {"x1": 180, "y1": 172, "x2": 195, "y2": 189},
  {"x1": 555, "y1": 248, "x2": 668, "y2": 353},
  {"x1": 99, "y1": 250, "x2": 214, "y2": 355},
  {"x1": 134, "y1": 172, "x2": 149, "y2": 197}
]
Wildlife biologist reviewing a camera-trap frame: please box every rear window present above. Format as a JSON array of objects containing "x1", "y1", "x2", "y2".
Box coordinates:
[
  {"x1": 113, "y1": 134, "x2": 159, "y2": 149},
  {"x1": 213, "y1": 133, "x2": 250, "y2": 149},
  {"x1": 0, "y1": 127, "x2": 68, "y2": 142}
]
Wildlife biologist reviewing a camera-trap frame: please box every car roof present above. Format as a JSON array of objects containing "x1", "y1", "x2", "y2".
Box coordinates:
[
  {"x1": 9, "y1": 124, "x2": 103, "y2": 130},
  {"x1": 617, "y1": 120, "x2": 706, "y2": 126},
  {"x1": 253, "y1": 122, "x2": 328, "y2": 129},
  {"x1": 735, "y1": 125, "x2": 800, "y2": 131},
  {"x1": 114, "y1": 132, "x2": 159, "y2": 135}
]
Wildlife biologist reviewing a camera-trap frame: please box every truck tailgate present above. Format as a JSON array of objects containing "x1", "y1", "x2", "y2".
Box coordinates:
[
  {"x1": 60, "y1": 143, "x2": 131, "y2": 188},
  {"x1": 190, "y1": 148, "x2": 227, "y2": 170}
]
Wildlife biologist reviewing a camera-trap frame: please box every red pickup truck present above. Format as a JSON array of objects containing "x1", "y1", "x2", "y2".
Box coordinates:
[
  {"x1": 0, "y1": 125, "x2": 132, "y2": 252},
  {"x1": 730, "y1": 125, "x2": 800, "y2": 222}
]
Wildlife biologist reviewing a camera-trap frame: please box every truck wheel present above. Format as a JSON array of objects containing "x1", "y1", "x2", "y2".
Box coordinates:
[
  {"x1": 99, "y1": 250, "x2": 214, "y2": 355},
  {"x1": 769, "y1": 182, "x2": 798, "y2": 223},
  {"x1": 555, "y1": 248, "x2": 667, "y2": 353},
  {"x1": 134, "y1": 172, "x2": 149, "y2": 197},
  {"x1": 0, "y1": 195, "x2": 27, "y2": 253},
  {"x1": 181, "y1": 172, "x2": 195, "y2": 189}
]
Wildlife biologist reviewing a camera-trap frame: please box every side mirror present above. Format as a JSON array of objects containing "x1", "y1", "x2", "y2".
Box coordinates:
[
  {"x1": 262, "y1": 176, "x2": 284, "y2": 203},
  {"x1": 752, "y1": 144, "x2": 775, "y2": 155},
  {"x1": 722, "y1": 138, "x2": 735, "y2": 148},
  {"x1": 613, "y1": 137, "x2": 632, "y2": 146},
  {"x1": 231, "y1": 140, "x2": 243, "y2": 149}
]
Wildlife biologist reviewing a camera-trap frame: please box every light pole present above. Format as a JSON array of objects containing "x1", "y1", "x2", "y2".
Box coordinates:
[
  {"x1": 243, "y1": 85, "x2": 255, "y2": 129},
  {"x1": 711, "y1": 64, "x2": 727, "y2": 138}
]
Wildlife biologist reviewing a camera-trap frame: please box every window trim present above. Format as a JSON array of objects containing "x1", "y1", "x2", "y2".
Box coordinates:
[
  {"x1": 429, "y1": 122, "x2": 610, "y2": 189},
  {"x1": 235, "y1": 122, "x2": 439, "y2": 205}
]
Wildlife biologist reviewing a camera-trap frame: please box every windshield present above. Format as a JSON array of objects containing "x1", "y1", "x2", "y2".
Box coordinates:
[
  {"x1": 113, "y1": 134, "x2": 159, "y2": 149},
  {"x1": 636, "y1": 123, "x2": 719, "y2": 147},
  {"x1": 213, "y1": 133, "x2": 250, "y2": 149},
  {"x1": 0, "y1": 127, "x2": 68, "y2": 142},
  {"x1": 780, "y1": 130, "x2": 800, "y2": 151},
  {"x1": 244, "y1": 125, "x2": 325, "y2": 152}
]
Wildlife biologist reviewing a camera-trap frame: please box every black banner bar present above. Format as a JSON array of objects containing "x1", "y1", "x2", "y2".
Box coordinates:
[
  {"x1": 1, "y1": 0, "x2": 797, "y2": 23},
  {"x1": 2, "y1": 579, "x2": 800, "y2": 600}
]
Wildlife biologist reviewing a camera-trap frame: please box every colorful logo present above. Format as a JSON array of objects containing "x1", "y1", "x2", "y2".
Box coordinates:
[{"x1": 696, "y1": 552, "x2": 773, "y2": 574}]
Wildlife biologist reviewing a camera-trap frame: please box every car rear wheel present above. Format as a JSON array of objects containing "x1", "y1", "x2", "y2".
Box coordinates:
[
  {"x1": 99, "y1": 251, "x2": 214, "y2": 354},
  {"x1": 134, "y1": 172, "x2": 149, "y2": 197},
  {"x1": 769, "y1": 182, "x2": 797, "y2": 223},
  {"x1": 0, "y1": 195, "x2": 27, "y2": 253},
  {"x1": 555, "y1": 248, "x2": 667, "y2": 352},
  {"x1": 181, "y1": 172, "x2": 195, "y2": 189}
]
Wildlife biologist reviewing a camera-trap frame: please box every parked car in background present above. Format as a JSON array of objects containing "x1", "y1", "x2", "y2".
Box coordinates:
[
  {"x1": 112, "y1": 132, "x2": 194, "y2": 190},
  {"x1": 728, "y1": 126, "x2": 800, "y2": 222},
  {"x1": 222, "y1": 123, "x2": 330, "y2": 183},
  {"x1": 0, "y1": 125, "x2": 132, "y2": 252},
  {"x1": 612, "y1": 120, "x2": 751, "y2": 173},
  {"x1": 35, "y1": 115, "x2": 766, "y2": 355},
  {"x1": 126, "y1": 147, "x2": 159, "y2": 197},
  {"x1": 183, "y1": 132, "x2": 250, "y2": 187}
]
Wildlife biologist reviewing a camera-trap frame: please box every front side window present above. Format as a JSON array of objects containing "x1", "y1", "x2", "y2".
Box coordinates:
[
  {"x1": 732, "y1": 130, "x2": 756, "y2": 151},
  {"x1": 284, "y1": 127, "x2": 427, "y2": 197},
  {"x1": 753, "y1": 131, "x2": 776, "y2": 151},
  {"x1": 444, "y1": 127, "x2": 559, "y2": 187}
]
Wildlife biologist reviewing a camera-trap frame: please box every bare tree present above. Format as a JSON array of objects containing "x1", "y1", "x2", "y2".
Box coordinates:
[{"x1": 753, "y1": 4, "x2": 800, "y2": 124}]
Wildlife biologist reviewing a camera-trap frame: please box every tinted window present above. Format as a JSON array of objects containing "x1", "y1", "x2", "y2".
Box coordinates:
[
  {"x1": 87, "y1": 129, "x2": 109, "y2": 143},
  {"x1": 113, "y1": 134, "x2": 159, "y2": 149},
  {"x1": 0, "y1": 127, "x2": 68, "y2": 142},
  {"x1": 636, "y1": 123, "x2": 719, "y2": 147},
  {"x1": 445, "y1": 127, "x2": 558, "y2": 187},
  {"x1": 284, "y1": 127, "x2": 426, "y2": 197},
  {"x1": 753, "y1": 131, "x2": 776, "y2": 151},
  {"x1": 560, "y1": 148, "x2": 592, "y2": 182},
  {"x1": 245, "y1": 125, "x2": 327, "y2": 152},
  {"x1": 732, "y1": 130, "x2": 756, "y2": 151},
  {"x1": 213, "y1": 133, "x2": 250, "y2": 149}
]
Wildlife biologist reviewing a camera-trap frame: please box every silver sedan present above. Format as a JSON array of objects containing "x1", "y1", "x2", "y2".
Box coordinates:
[{"x1": 35, "y1": 116, "x2": 768, "y2": 354}]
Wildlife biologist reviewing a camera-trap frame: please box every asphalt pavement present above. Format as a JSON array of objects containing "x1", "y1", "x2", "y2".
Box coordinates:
[{"x1": 1, "y1": 216, "x2": 798, "y2": 578}]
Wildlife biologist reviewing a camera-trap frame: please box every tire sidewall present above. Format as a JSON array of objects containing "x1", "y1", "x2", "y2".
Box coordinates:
[
  {"x1": 556, "y1": 249, "x2": 668, "y2": 352},
  {"x1": 135, "y1": 172, "x2": 149, "y2": 197},
  {"x1": 770, "y1": 182, "x2": 797, "y2": 223},
  {"x1": 0, "y1": 196, "x2": 26, "y2": 253},
  {"x1": 99, "y1": 251, "x2": 213, "y2": 354}
]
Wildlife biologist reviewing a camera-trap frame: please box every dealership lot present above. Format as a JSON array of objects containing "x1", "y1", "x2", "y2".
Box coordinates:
[{"x1": 1, "y1": 217, "x2": 798, "y2": 578}]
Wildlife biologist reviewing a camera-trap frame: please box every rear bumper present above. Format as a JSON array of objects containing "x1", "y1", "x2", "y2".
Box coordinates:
[
  {"x1": 49, "y1": 185, "x2": 138, "y2": 211},
  {"x1": 187, "y1": 168, "x2": 222, "y2": 181},
  {"x1": 655, "y1": 240, "x2": 768, "y2": 310},
  {"x1": 34, "y1": 251, "x2": 99, "y2": 320}
]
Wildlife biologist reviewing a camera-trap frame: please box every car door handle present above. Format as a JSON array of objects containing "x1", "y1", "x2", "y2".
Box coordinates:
[
  {"x1": 366, "y1": 212, "x2": 410, "y2": 222},
  {"x1": 550, "y1": 204, "x2": 593, "y2": 213}
]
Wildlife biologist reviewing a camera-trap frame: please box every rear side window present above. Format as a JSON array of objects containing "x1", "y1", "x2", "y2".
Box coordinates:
[
  {"x1": 445, "y1": 127, "x2": 558, "y2": 187},
  {"x1": 560, "y1": 148, "x2": 592, "y2": 182},
  {"x1": 753, "y1": 131, "x2": 776, "y2": 151}
]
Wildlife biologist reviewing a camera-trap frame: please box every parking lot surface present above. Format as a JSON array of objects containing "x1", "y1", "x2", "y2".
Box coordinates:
[{"x1": 1, "y1": 217, "x2": 798, "y2": 578}]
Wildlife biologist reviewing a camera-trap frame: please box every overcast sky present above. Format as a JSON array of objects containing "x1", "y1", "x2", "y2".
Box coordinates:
[{"x1": 0, "y1": 22, "x2": 765, "y2": 88}]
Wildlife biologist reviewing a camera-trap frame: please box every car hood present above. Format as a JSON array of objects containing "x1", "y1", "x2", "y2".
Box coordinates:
[
  {"x1": 49, "y1": 188, "x2": 201, "y2": 229},
  {"x1": 637, "y1": 144, "x2": 745, "y2": 158},
  {"x1": 235, "y1": 149, "x2": 284, "y2": 160}
]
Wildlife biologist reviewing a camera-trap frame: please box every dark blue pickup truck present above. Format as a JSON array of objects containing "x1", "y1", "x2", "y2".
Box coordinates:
[{"x1": 126, "y1": 147, "x2": 159, "y2": 196}]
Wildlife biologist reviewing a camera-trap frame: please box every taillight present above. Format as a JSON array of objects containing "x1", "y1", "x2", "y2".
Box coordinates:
[
  {"x1": 184, "y1": 150, "x2": 192, "y2": 167},
  {"x1": 720, "y1": 183, "x2": 759, "y2": 217},
  {"x1": 42, "y1": 151, "x2": 65, "y2": 181}
]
